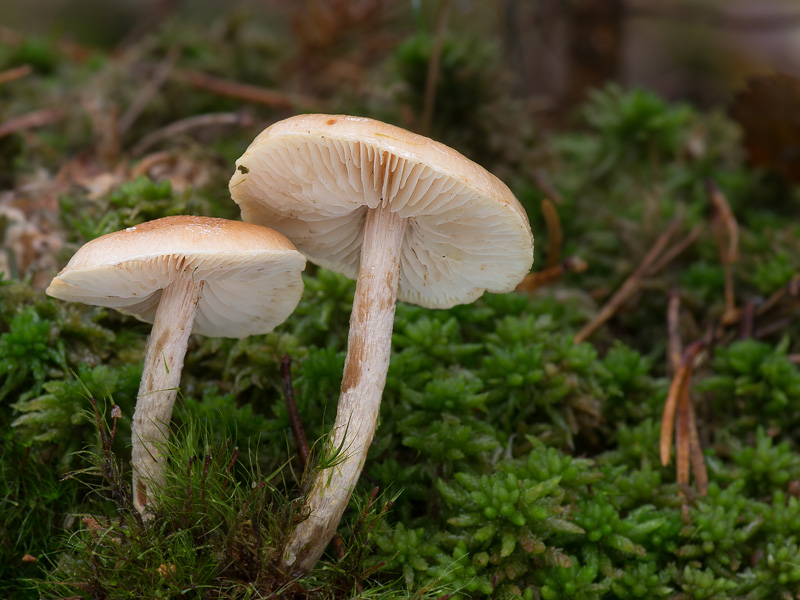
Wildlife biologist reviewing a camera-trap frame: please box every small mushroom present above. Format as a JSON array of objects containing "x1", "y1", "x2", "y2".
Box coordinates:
[
  {"x1": 46, "y1": 216, "x2": 305, "y2": 514},
  {"x1": 230, "y1": 114, "x2": 533, "y2": 571}
]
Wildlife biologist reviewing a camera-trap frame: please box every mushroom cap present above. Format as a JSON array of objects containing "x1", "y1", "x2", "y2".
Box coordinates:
[
  {"x1": 229, "y1": 114, "x2": 533, "y2": 309},
  {"x1": 46, "y1": 216, "x2": 306, "y2": 338}
]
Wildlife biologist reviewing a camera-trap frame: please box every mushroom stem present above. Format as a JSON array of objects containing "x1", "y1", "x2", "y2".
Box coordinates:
[
  {"x1": 131, "y1": 274, "x2": 204, "y2": 514},
  {"x1": 284, "y1": 203, "x2": 407, "y2": 571}
]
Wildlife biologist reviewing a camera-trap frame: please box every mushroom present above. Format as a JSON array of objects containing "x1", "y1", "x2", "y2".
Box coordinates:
[
  {"x1": 46, "y1": 215, "x2": 306, "y2": 514},
  {"x1": 230, "y1": 114, "x2": 534, "y2": 571}
]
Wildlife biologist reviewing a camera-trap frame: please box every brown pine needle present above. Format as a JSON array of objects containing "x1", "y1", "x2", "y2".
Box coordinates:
[
  {"x1": 0, "y1": 64, "x2": 32, "y2": 85},
  {"x1": 282, "y1": 354, "x2": 310, "y2": 471},
  {"x1": 707, "y1": 180, "x2": 739, "y2": 320},
  {"x1": 542, "y1": 199, "x2": 563, "y2": 268},
  {"x1": 118, "y1": 48, "x2": 178, "y2": 136},
  {"x1": 687, "y1": 401, "x2": 708, "y2": 495},
  {"x1": 420, "y1": 0, "x2": 451, "y2": 135},
  {"x1": 533, "y1": 168, "x2": 564, "y2": 205},
  {"x1": 739, "y1": 299, "x2": 756, "y2": 339},
  {"x1": 176, "y1": 70, "x2": 325, "y2": 112},
  {"x1": 667, "y1": 288, "x2": 682, "y2": 373},
  {"x1": 574, "y1": 215, "x2": 683, "y2": 344},
  {"x1": 675, "y1": 367, "x2": 692, "y2": 488},
  {"x1": 0, "y1": 108, "x2": 66, "y2": 139},
  {"x1": 660, "y1": 361, "x2": 689, "y2": 466},
  {"x1": 645, "y1": 224, "x2": 703, "y2": 277},
  {"x1": 131, "y1": 112, "x2": 254, "y2": 156},
  {"x1": 661, "y1": 341, "x2": 704, "y2": 467},
  {"x1": 516, "y1": 256, "x2": 587, "y2": 293}
]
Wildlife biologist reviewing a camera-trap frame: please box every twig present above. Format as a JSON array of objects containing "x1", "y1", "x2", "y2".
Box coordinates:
[
  {"x1": 0, "y1": 108, "x2": 66, "y2": 139},
  {"x1": 707, "y1": 181, "x2": 739, "y2": 322},
  {"x1": 574, "y1": 215, "x2": 683, "y2": 344},
  {"x1": 645, "y1": 224, "x2": 702, "y2": 276},
  {"x1": 516, "y1": 256, "x2": 587, "y2": 293},
  {"x1": 118, "y1": 48, "x2": 179, "y2": 136},
  {"x1": 175, "y1": 70, "x2": 324, "y2": 112},
  {"x1": 660, "y1": 340, "x2": 704, "y2": 467},
  {"x1": 757, "y1": 276, "x2": 800, "y2": 317},
  {"x1": 281, "y1": 354, "x2": 310, "y2": 470},
  {"x1": 687, "y1": 401, "x2": 708, "y2": 495},
  {"x1": 0, "y1": 64, "x2": 32, "y2": 85},
  {"x1": 754, "y1": 311, "x2": 800, "y2": 339},
  {"x1": 130, "y1": 112, "x2": 254, "y2": 156},
  {"x1": 541, "y1": 199, "x2": 562, "y2": 269},
  {"x1": 532, "y1": 168, "x2": 564, "y2": 205},
  {"x1": 420, "y1": 0, "x2": 452, "y2": 135},
  {"x1": 675, "y1": 368, "x2": 691, "y2": 489},
  {"x1": 667, "y1": 288, "x2": 682, "y2": 373},
  {"x1": 738, "y1": 299, "x2": 756, "y2": 339}
]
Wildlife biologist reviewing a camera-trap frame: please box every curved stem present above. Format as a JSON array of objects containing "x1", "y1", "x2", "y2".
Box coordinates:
[
  {"x1": 132, "y1": 275, "x2": 204, "y2": 514},
  {"x1": 283, "y1": 204, "x2": 407, "y2": 572}
]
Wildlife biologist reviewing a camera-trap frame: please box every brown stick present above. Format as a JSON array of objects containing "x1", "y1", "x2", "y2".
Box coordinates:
[
  {"x1": 738, "y1": 299, "x2": 756, "y2": 339},
  {"x1": 667, "y1": 288, "x2": 682, "y2": 373},
  {"x1": 661, "y1": 361, "x2": 689, "y2": 466},
  {"x1": 420, "y1": 0, "x2": 452, "y2": 135},
  {"x1": 675, "y1": 369, "x2": 691, "y2": 488},
  {"x1": 0, "y1": 108, "x2": 66, "y2": 139},
  {"x1": 574, "y1": 215, "x2": 683, "y2": 344},
  {"x1": 645, "y1": 224, "x2": 703, "y2": 277},
  {"x1": 687, "y1": 401, "x2": 708, "y2": 495},
  {"x1": 707, "y1": 181, "x2": 739, "y2": 321},
  {"x1": 754, "y1": 311, "x2": 800, "y2": 339},
  {"x1": 532, "y1": 168, "x2": 564, "y2": 205},
  {"x1": 0, "y1": 64, "x2": 32, "y2": 85},
  {"x1": 282, "y1": 354, "x2": 310, "y2": 470},
  {"x1": 175, "y1": 70, "x2": 325, "y2": 112},
  {"x1": 118, "y1": 48, "x2": 178, "y2": 136},
  {"x1": 542, "y1": 199, "x2": 563, "y2": 269},
  {"x1": 130, "y1": 112, "x2": 254, "y2": 156},
  {"x1": 661, "y1": 340, "x2": 703, "y2": 466},
  {"x1": 515, "y1": 256, "x2": 587, "y2": 293}
]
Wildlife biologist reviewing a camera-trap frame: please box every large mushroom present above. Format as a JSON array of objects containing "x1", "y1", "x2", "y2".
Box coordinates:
[
  {"x1": 229, "y1": 114, "x2": 533, "y2": 571},
  {"x1": 46, "y1": 215, "x2": 306, "y2": 514}
]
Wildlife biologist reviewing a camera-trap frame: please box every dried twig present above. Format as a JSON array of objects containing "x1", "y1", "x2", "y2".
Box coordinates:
[
  {"x1": 532, "y1": 168, "x2": 564, "y2": 205},
  {"x1": 574, "y1": 215, "x2": 683, "y2": 344},
  {"x1": 541, "y1": 199, "x2": 562, "y2": 269},
  {"x1": 0, "y1": 64, "x2": 32, "y2": 85},
  {"x1": 282, "y1": 354, "x2": 310, "y2": 470},
  {"x1": 516, "y1": 256, "x2": 587, "y2": 293},
  {"x1": 661, "y1": 341, "x2": 704, "y2": 465},
  {"x1": 175, "y1": 70, "x2": 325, "y2": 112},
  {"x1": 738, "y1": 299, "x2": 756, "y2": 339},
  {"x1": 667, "y1": 288, "x2": 682, "y2": 373},
  {"x1": 754, "y1": 311, "x2": 800, "y2": 339},
  {"x1": 687, "y1": 401, "x2": 708, "y2": 495},
  {"x1": 118, "y1": 48, "x2": 179, "y2": 136},
  {"x1": 130, "y1": 112, "x2": 254, "y2": 156},
  {"x1": 420, "y1": 0, "x2": 452, "y2": 135},
  {"x1": 645, "y1": 224, "x2": 702, "y2": 277},
  {"x1": 0, "y1": 108, "x2": 66, "y2": 139},
  {"x1": 707, "y1": 181, "x2": 739, "y2": 322}
]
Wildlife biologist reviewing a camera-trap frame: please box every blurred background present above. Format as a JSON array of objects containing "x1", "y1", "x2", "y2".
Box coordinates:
[{"x1": 3, "y1": 0, "x2": 800, "y2": 108}]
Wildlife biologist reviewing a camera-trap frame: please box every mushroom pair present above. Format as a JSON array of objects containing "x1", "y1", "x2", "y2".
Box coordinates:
[
  {"x1": 47, "y1": 216, "x2": 306, "y2": 513},
  {"x1": 229, "y1": 114, "x2": 534, "y2": 572}
]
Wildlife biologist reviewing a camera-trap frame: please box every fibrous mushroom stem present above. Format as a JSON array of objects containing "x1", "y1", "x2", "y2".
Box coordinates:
[
  {"x1": 132, "y1": 274, "x2": 204, "y2": 514},
  {"x1": 284, "y1": 203, "x2": 407, "y2": 572}
]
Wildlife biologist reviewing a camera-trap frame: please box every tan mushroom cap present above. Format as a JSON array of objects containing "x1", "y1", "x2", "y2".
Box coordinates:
[
  {"x1": 229, "y1": 114, "x2": 533, "y2": 309},
  {"x1": 46, "y1": 216, "x2": 306, "y2": 338}
]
